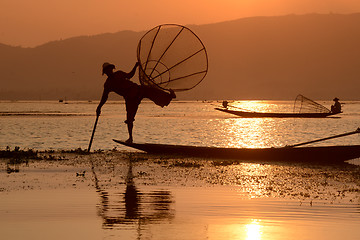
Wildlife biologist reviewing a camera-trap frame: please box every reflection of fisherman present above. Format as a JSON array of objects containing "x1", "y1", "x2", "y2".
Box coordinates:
[
  {"x1": 96, "y1": 62, "x2": 176, "y2": 143},
  {"x1": 222, "y1": 100, "x2": 228, "y2": 108},
  {"x1": 331, "y1": 97, "x2": 342, "y2": 114},
  {"x1": 125, "y1": 159, "x2": 140, "y2": 219},
  {"x1": 92, "y1": 156, "x2": 174, "y2": 228}
]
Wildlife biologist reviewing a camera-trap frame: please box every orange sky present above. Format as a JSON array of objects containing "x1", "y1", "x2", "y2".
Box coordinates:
[{"x1": 1, "y1": 0, "x2": 360, "y2": 47}]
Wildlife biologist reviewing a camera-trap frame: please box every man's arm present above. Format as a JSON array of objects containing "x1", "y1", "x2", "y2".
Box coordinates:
[
  {"x1": 96, "y1": 89, "x2": 109, "y2": 116},
  {"x1": 125, "y1": 62, "x2": 139, "y2": 79}
]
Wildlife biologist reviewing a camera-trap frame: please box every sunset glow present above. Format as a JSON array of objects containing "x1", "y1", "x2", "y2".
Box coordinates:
[
  {"x1": 1, "y1": 0, "x2": 360, "y2": 46},
  {"x1": 1, "y1": 0, "x2": 360, "y2": 238}
]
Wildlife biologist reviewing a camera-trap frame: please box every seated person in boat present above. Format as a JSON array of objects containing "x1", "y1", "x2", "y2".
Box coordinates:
[
  {"x1": 96, "y1": 62, "x2": 176, "y2": 143},
  {"x1": 222, "y1": 100, "x2": 228, "y2": 108},
  {"x1": 331, "y1": 97, "x2": 341, "y2": 113}
]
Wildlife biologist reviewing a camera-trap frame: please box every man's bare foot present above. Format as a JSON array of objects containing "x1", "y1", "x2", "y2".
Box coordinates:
[{"x1": 125, "y1": 138, "x2": 133, "y2": 144}]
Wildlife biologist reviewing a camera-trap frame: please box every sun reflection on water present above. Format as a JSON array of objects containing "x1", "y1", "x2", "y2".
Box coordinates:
[
  {"x1": 220, "y1": 101, "x2": 296, "y2": 148},
  {"x1": 246, "y1": 220, "x2": 263, "y2": 240},
  {"x1": 229, "y1": 100, "x2": 291, "y2": 113},
  {"x1": 224, "y1": 118, "x2": 280, "y2": 148}
]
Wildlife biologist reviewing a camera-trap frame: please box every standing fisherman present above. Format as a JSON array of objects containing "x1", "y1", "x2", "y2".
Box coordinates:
[{"x1": 96, "y1": 62, "x2": 176, "y2": 143}]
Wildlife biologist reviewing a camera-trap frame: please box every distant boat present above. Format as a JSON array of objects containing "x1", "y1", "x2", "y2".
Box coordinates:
[
  {"x1": 216, "y1": 95, "x2": 341, "y2": 118},
  {"x1": 59, "y1": 97, "x2": 68, "y2": 104},
  {"x1": 215, "y1": 108, "x2": 339, "y2": 118}
]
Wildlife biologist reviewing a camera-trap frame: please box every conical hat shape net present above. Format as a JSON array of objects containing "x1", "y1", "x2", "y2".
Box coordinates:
[
  {"x1": 137, "y1": 24, "x2": 208, "y2": 91},
  {"x1": 293, "y1": 94, "x2": 331, "y2": 113}
]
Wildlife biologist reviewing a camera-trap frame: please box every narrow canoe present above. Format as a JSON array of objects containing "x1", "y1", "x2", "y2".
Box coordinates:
[
  {"x1": 215, "y1": 108, "x2": 339, "y2": 118},
  {"x1": 113, "y1": 139, "x2": 360, "y2": 164}
]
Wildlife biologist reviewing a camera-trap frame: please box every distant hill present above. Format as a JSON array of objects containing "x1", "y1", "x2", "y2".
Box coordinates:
[{"x1": 1, "y1": 13, "x2": 360, "y2": 101}]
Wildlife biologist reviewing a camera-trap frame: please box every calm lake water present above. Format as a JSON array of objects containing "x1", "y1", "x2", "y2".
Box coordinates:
[
  {"x1": 1, "y1": 100, "x2": 360, "y2": 240},
  {"x1": 1, "y1": 100, "x2": 359, "y2": 150}
]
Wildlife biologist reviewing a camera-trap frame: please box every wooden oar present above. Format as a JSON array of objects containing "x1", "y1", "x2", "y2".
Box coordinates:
[
  {"x1": 288, "y1": 127, "x2": 360, "y2": 148},
  {"x1": 88, "y1": 115, "x2": 99, "y2": 152}
]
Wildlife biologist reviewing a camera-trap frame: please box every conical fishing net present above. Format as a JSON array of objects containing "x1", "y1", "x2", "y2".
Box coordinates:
[
  {"x1": 293, "y1": 94, "x2": 331, "y2": 113},
  {"x1": 137, "y1": 24, "x2": 208, "y2": 92}
]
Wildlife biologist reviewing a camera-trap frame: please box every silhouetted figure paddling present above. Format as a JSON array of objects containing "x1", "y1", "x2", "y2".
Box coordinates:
[
  {"x1": 96, "y1": 62, "x2": 176, "y2": 143},
  {"x1": 331, "y1": 97, "x2": 342, "y2": 114}
]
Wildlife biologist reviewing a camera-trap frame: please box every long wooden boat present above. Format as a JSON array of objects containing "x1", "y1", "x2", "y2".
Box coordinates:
[
  {"x1": 215, "y1": 107, "x2": 340, "y2": 118},
  {"x1": 113, "y1": 139, "x2": 360, "y2": 164}
]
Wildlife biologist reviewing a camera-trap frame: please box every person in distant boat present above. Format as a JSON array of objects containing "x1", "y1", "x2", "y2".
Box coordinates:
[
  {"x1": 222, "y1": 100, "x2": 228, "y2": 108},
  {"x1": 331, "y1": 97, "x2": 342, "y2": 114},
  {"x1": 96, "y1": 62, "x2": 176, "y2": 143}
]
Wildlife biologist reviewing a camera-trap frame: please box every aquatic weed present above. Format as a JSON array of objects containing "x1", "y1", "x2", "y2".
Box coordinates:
[
  {"x1": 61, "y1": 148, "x2": 89, "y2": 154},
  {"x1": 171, "y1": 160, "x2": 202, "y2": 168},
  {"x1": 41, "y1": 154, "x2": 67, "y2": 161},
  {"x1": 126, "y1": 152, "x2": 149, "y2": 162},
  {"x1": 0, "y1": 146, "x2": 40, "y2": 160},
  {"x1": 212, "y1": 160, "x2": 237, "y2": 166}
]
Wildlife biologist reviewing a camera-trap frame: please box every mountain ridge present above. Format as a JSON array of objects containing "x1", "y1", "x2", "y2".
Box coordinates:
[{"x1": 1, "y1": 13, "x2": 359, "y2": 101}]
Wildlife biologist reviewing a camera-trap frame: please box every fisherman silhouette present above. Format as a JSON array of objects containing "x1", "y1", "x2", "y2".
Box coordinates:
[
  {"x1": 331, "y1": 97, "x2": 342, "y2": 114},
  {"x1": 222, "y1": 100, "x2": 228, "y2": 108},
  {"x1": 96, "y1": 62, "x2": 176, "y2": 143}
]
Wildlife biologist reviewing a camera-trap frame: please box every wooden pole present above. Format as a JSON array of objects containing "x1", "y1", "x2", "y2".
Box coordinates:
[
  {"x1": 288, "y1": 127, "x2": 360, "y2": 148},
  {"x1": 88, "y1": 115, "x2": 99, "y2": 152}
]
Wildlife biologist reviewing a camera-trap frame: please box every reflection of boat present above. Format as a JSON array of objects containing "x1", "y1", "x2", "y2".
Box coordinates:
[
  {"x1": 214, "y1": 107, "x2": 338, "y2": 118},
  {"x1": 216, "y1": 95, "x2": 341, "y2": 118},
  {"x1": 114, "y1": 140, "x2": 360, "y2": 164}
]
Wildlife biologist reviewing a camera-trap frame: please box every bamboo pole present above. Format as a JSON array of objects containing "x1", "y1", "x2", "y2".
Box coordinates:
[
  {"x1": 288, "y1": 127, "x2": 360, "y2": 148},
  {"x1": 88, "y1": 115, "x2": 99, "y2": 152}
]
